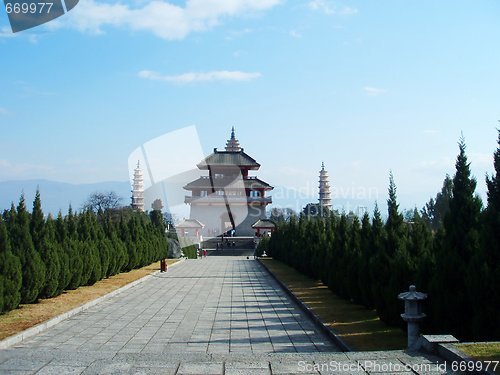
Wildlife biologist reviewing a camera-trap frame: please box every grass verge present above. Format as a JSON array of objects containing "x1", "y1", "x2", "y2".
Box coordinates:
[
  {"x1": 0, "y1": 259, "x2": 180, "y2": 341},
  {"x1": 260, "y1": 258, "x2": 407, "y2": 351},
  {"x1": 456, "y1": 342, "x2": 500, "y2": 374}
]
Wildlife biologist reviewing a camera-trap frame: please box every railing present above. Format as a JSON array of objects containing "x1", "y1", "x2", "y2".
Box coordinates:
[
  {"x1": 197, "y1": 176, "x2": 259, "y2": 180},
  {"x1": 185, "y1": 195, "x2": 272, "y2": 204}
]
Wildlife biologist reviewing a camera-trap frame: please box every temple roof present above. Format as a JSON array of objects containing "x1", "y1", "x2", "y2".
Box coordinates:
[
  {"x1": 251, "y1": 219, "x2": 276, "y2": 229},
  {"x1": 197, "y1": 150, "x2": 260, "y2": 170},
  {"x1": 176, "y1": 219, "x2": 205, "y2": 228},
  {"x1": 184, "y1": 177, "x2": 273, "y2": 190},
  {"x1": 197, "y1": 128, "x2": 260, "y2": 169}
]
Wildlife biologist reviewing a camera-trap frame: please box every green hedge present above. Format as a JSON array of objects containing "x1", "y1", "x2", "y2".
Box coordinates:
[
  {"x1": 0, "y1": 193, "x2": 169, "y2": 313},
  {"x1": 262, "y1": 133, "x2": 500, "y2": 342}
]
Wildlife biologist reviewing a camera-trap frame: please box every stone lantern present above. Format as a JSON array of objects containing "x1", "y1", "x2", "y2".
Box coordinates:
[{"x1": 398, "y1": 285, "x2": 427, "y2": 351}]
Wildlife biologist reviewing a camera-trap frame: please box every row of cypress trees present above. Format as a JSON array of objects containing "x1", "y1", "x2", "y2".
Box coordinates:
[
  {"x1": 0, "y1": 193, "x2": 169, "y2": 314},
  {"x1": 260, "y1": 133, "x2": 500, "y2": 342}
]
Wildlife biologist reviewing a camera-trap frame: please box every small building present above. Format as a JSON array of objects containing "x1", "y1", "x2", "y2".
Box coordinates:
[
  {"x1": 251, "y1": 219, "x2": 276, "y2": 237},
  {"x1": 175, "y1": 219, "x2": 205, "y2": 238}
]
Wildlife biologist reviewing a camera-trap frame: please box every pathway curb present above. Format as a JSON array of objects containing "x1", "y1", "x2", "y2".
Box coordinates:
[
  {"x1": 422, "y1": 336, "x2": 499, "y2": 375},
  {"x1": 0, "y1": 258, "x2": 185, "y2": 350},
  {"x1": 257, "y1": 258, "x2": 355, "y2": 352}
]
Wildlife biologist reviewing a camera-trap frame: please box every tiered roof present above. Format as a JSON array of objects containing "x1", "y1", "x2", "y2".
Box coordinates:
[
  {"x1": 197, "y1": 151, "x2": 260, "y2": 170},
  {"x1": 184, "y1": 176, "x2": 272, "y2": 190}
]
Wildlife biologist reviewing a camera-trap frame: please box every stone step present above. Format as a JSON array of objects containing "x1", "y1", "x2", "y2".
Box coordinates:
[
  {"x1": 201, "y1": 236, "x2": 255, "y2": 250},
  {"x1": 205, "y1": 249, "x2": 255, "y2": 256}
]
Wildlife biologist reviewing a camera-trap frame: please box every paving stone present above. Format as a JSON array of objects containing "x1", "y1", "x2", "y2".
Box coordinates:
[
  {"x1": 36, "y1": 364, "x2": 87, "y2": 374},
  {"x1": 176, "y1": 362, "x2": 223, "y2": 374},
  {"x1": 0, "y1": 357, "x2": 48, "y2": 371},
  {"x1": 0, "y1": 257, "x2": 462, "y2": 374}
]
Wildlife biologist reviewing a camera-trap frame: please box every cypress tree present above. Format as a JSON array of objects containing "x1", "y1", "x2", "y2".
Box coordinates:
[
  {"x1": 328, "y1": 213, "x2": 348, "y2": 297},
  {"x1": 88, "y1": 212, "x2": 102, "y2": 284},
  {"x1": 38, "y1": 215, "x2": 61, "y2": 298},
  {"x1": 468, "y1": 129, "x2": 500, "y2": 340},
  {"x1": 66, "y1": 239, "x2": 83, "y2": 289},
  {"x1": 98, "y1": 231, "x2": 111, "y2": 278},
  {"x1": 0, "y1": 275, "x2": 3, "y2": 313},
  {"x1": 104, "y1": 219, "x2": 127, "y2": 276},
  {"x1": 358, "y1": 212, "x2": 374, "y2": 309},
  {"x1": 386, "y1": 171, "x2": 406, "y2": 256},
  {"x1": 384, "y1": 171, "x2": 411, "y2": 326},
  {"x1": 10, "y1": 194, "x2": 46, "y2": 304},
  {"x1": 436, "y1": 136, "x2": 482, "y2": 340},
  {"x1": 422, "y1": 175, "x2": 453, "y2": 232},
  {"x1": 78, "y1": 211, "x2": 92, "y2": 285},
  {"x1": 64, "y1": 208, "x2": 83, "y2": 290},
  {"x1": 65, "y1": 205, "x2": 78, "y2": 240},
  {"x1": 30, "y1": 192, "x2": 61, "y2": 299},
  {"x1": 29, "y1": 187, "x2": 45, "y2": 250},
  {"x1": 120, "y1": 217, "x2": 137, "y2": 272},
  {"x1": 0, "y1": 215, "x2": 22, "y2": 312},
  {"x1": 320, "y1": 214, "x2": 336, "y2": 287},
  {"x1": 347, "y1": 216, "x2": 362, "y2": 304},
  {"x1": 410, "y1": 210, "x2": 435, "y2": 307},
  {"x1": 369, "y1": 202, "x2": 390, "y2": 324},
  {"x1": 54, "y1": 212, "x2": 71, "y2": 292}
]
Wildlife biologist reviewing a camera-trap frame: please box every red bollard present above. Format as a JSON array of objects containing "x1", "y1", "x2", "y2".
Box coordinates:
[{"x1": 160, "y1": 259, "x2": 167, "y2": 272}]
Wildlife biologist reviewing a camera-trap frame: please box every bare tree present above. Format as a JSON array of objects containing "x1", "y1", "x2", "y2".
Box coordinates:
[{"x1": 83, "y1": 191, "x2": 124, "y2": 214}]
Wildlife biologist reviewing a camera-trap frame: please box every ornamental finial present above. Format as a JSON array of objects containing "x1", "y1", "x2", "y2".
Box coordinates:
[{"x1": 225, "y1": 126, "x2": 241, "y2": 151}]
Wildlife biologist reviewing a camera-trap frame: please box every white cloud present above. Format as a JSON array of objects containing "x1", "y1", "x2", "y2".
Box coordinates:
[
  {"x1": 0, "y1": 159, "x2": 54, "y2": 178},
  {"x1": 308, "y1": 0, "x2": 357, "y2": 15},
  {"x1": 363, "y1": 87, "x2": 387, "y2": 96},
  {"x1": 0, "y1": 108, "x2": 8, "y2": 115},
  {"x1": 470, "y1": 153, "x2": 493, "y2": 168},
  {"x1": 350, "y1": 161, "x2": 361, "y2": 169},
  {"x1": 47, "y1": 0, "x2": 281, "y2": 39},
  {"x1": 138, "y1": 70, "x2": 261, "y2": 83},
  {"x1": 289, "y1": 30, "x2": 302, "y2": 38},
  {"x1": 232, "y1": 50, "x2": 247, "y2": 57},
  {"x1": 0, "y1": 27, "x2": 15, "y2": 38},
  {"x1": 413, "y1": 157, "x2": 454, "y2": 171},
  {"x1": 225, "y1": 28, "x2": 252, "y2": 41},
  {"x1": 0, "y1": 26, "x2": 40, "y2": 43}
]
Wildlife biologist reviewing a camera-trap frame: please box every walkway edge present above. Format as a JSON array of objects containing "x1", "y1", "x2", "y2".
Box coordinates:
[
  {"x1": 257, "y1": 258, "x2": 355, "y2": 352},
  {"x1": 0, "y1": 258, "x2": 185, "y2": 350}
]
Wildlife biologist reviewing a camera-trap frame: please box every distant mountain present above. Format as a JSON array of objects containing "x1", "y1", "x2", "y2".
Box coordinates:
[
  {"x1": 0, "y1": 179, "x2": 131, "y2": 215},
  {"x1": 0, "y1": 179, "x2": 379, "y2": 218}
]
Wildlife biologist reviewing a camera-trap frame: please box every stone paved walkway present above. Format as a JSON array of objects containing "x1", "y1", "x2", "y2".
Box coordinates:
[{"x1": 0, "y1": 257, "x2": 457, "y2": 374}]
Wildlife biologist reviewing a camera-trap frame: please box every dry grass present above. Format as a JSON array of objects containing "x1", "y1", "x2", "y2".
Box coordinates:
[
  {"x1": 0, "y1": 259, "x2": 180, "y2": 341},
  {"x1": 261, "y1": 258, "x2": 407, "y2": 351},
  {"x1": 456, "y1": 342, "x2": 500, "y2": 374}
]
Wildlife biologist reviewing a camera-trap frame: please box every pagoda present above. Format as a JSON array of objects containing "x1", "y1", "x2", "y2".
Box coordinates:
[
  {"x1": 131, "y1": 161, "x2": 145, "y2": 211},
  {"x1": 318, "y1": 162, "x2": 332, "y2": 210},
  {"x1": 184, "y1": 128, "x2": 273, "y2": 236}
]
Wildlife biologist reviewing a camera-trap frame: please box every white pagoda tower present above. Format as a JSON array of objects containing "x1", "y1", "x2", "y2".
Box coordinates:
[
  {"x1": 318, "y1": 162, "x2": 332, "y2": 210},
  {"x1": 131, "y1": 161, "x2": 145, "y2": 212}
]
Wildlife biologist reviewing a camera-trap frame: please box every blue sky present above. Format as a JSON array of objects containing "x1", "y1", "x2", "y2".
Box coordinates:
[{"x1": 1, "y1": 0, "x2": 500, "y2": 215}]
